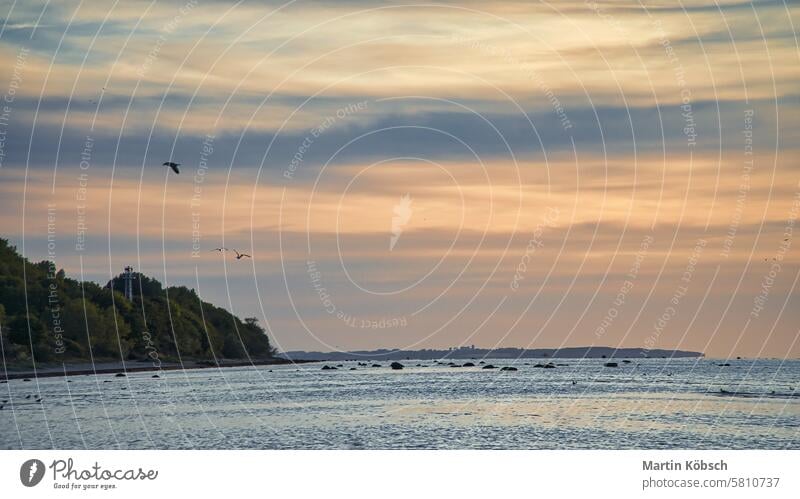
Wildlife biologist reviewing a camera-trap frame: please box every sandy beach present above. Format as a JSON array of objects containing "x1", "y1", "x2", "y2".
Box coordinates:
[{"x1": 0, "y1": 358, "x2": 310, "y2": 381}]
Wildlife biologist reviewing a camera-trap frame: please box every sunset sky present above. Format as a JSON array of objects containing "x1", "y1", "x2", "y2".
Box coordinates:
[{"x1": 0, "y1": 0, "x2": 798, "y2": 357}]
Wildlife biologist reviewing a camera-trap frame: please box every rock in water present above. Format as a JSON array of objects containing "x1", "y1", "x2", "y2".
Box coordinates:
[
  {"x1": 500, "y1": 366, "x2": 518, "y2": 371},
  {"x1": 482, "y1": 365, "x2": 496, "y2": 369},
  {"x1": 463, "y1": 362, "x2": 475, "y2": 367},
  {"x1": 604, "y1": 362, "x2": 619, "y2": 367},
  {"x1": 115, "y1": 373, "x2": 126, "y2": 377},
  {"x1": 390, "y1": 362, "x2": 404, "y2": 370}
]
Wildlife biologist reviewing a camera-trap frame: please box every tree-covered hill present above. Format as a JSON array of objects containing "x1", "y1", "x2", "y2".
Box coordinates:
[{"x1": 0, "y1": 238, "x2": 275, "y2": 366}]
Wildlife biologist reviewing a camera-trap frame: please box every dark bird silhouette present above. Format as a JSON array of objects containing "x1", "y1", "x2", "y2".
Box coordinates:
[
  {"x1": 233, "y1": 249, "x2": 251, "y2": 260},
  {"x1": 25, "y1": 395, "x2": 31, "y2": 399},
  {"x1": 162, "y1": 162, "x2": 180, "y2": 174},
  {"x1": 211, "y1": 247, "x2": 228, "y2": 252}
]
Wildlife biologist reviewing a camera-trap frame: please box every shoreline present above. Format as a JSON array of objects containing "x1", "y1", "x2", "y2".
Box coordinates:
[{"x1": 0, "y1": 358, "x2": 318, "y2": 381}]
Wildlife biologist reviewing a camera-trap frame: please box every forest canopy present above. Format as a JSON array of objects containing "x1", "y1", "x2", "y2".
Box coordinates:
[{"x1": 0, "y1": 238, "x2": 275, "y2": 365}]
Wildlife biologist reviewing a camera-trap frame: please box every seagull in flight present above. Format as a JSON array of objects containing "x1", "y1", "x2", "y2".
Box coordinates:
[
  {"x1": 233, "y1": 249, "x2": 251, "y2": 260},
  {"x1": 162, "y1": 162, "x2": 180, "y2": 174}
]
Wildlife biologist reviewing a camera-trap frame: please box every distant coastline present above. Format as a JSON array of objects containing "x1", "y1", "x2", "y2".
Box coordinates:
[
  {"x1": 282, "y1": 346, "x2": 705, "y2": 361},
  {"x1": 0, "y1": 347, "x2": 705, "y2": 381}
]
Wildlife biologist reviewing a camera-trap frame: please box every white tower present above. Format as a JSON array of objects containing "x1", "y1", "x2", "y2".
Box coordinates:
[{"x1": 122, "y1": 266, "x2": 135, "y2": 301}]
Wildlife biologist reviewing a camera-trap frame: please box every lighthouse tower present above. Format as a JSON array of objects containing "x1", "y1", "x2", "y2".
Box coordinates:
[{"x1": 122, "y1": 266, "x2": 135, "y2": 301}]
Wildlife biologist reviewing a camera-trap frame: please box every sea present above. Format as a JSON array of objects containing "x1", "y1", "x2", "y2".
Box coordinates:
[{"x1": 1, "y1": 358, "x2": 798, "y2": 449}]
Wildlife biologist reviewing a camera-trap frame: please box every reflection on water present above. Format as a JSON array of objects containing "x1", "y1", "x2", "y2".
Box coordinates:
[{"x1": 1, "y1": 358, "x2": 798, "y2": 449}]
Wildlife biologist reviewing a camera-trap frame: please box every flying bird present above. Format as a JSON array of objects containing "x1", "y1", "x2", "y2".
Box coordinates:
[
  {"x1": 211, "y1": 247, "x2": 228, "y2": 252},
  {"x1": 233, "y1": 250, "x2": 251, "y2": 260},
  {"x1": 162, "y1": 162, "x2": 180, "y2": 174}
]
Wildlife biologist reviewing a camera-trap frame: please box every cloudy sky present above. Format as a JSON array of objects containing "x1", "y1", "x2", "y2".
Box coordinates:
[{"x1": 0, "y1": 0, "x2": 798, "y2": 357}]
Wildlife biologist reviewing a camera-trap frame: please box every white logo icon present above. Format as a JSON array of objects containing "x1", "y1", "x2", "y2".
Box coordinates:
[{"x1": 390, "y1": 194, "x2": 413, "y2": 251}]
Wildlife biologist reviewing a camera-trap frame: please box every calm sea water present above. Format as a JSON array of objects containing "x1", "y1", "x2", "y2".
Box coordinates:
[{"x1": 1, "y1": 358, "x2": 798, "y2": 449}]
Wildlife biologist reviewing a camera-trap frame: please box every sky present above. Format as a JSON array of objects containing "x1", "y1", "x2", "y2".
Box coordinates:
[{"x1": 0, "y1": 0, "x2": 798, "y2": 358}]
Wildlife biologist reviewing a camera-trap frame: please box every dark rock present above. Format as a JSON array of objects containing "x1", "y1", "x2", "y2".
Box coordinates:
[
  {"x1": 115, "y1": 373, "x2": 126, "y2": 377},
  {"x1": 482, "y1": 364, "x2": 496, "y2": 369},
  {"x1": 622, "y1": 360, "x2": 631, "y2": 363},
  {"x1": 543, "y1": 363, "x2": 556, "y2": 369},
  {"x1": 390, "y1": 362, "x2": 404, "y2": 370},
  {"x1": 371, "y1": 364, "x2": 382, "y2": 368},
  {"x1": 463, "y1": 362, "x2": 475, "y2": 367},
  {"x1": 478, "y1": 361, "x2": 485, "y2": 364},
  {"x1": 718, "y1": 363, "x2": 731, "y2": 367},
  {"x1": 350, "y1": 368, "x2": 357, "y2": 370},
  {"x1": 321, "y1": 365, "x2": 334, "y2": 370},
  {"x1": 534, "y1": 363, "x2": 545, "y2": 368},
  {"x1": 500, "y1": 366, "x2": 518, "y2": 371},
  {"x1": 604, "y1": 362, "x2": 619, "y2": 367},
  {"x1": 151, "y1": 375, "x2": 160, "y2": 378},
  {"x1": 23, "y1": 378, "x2": 30, "y2": 382}
]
